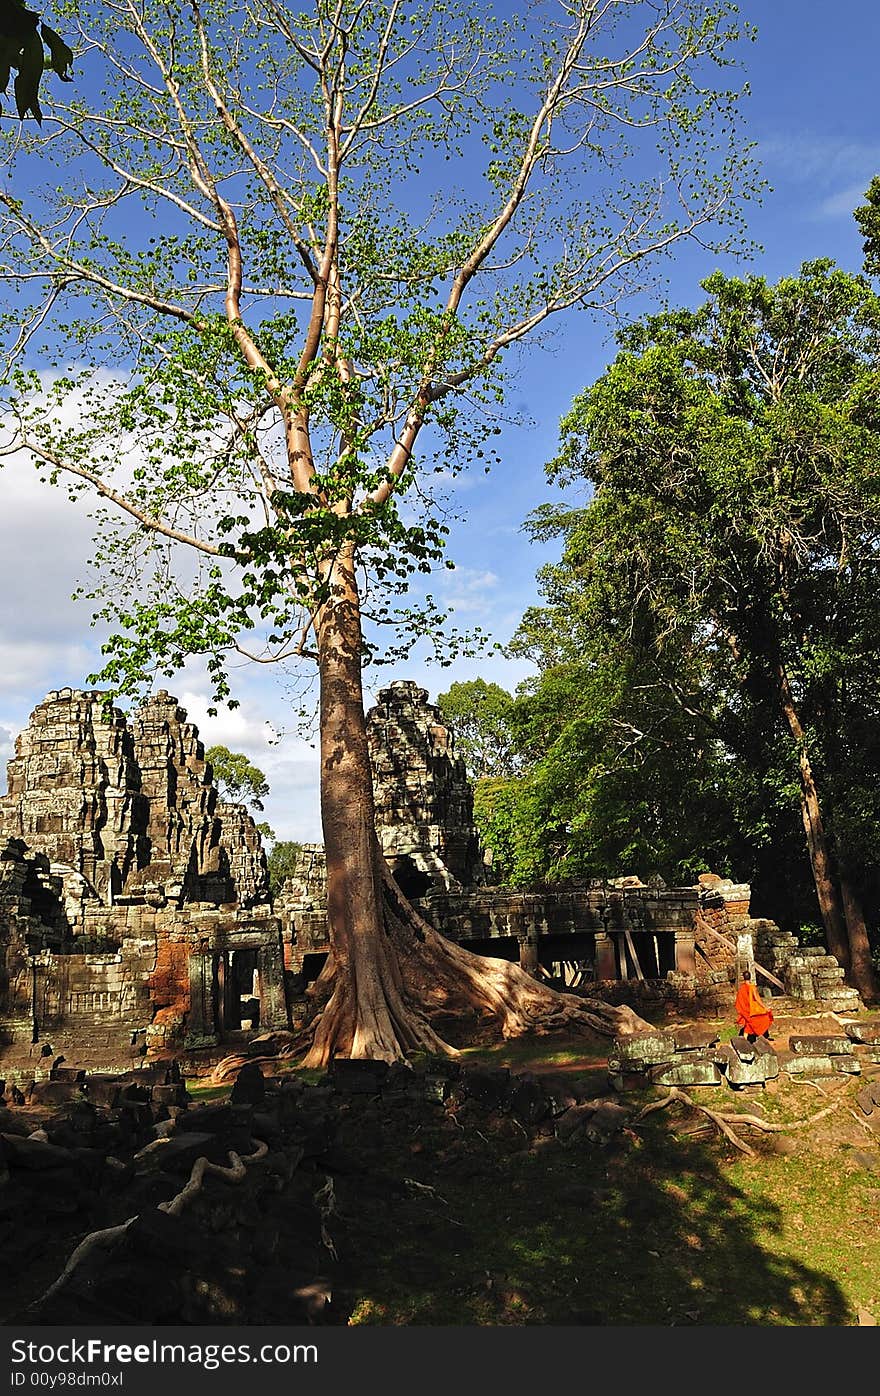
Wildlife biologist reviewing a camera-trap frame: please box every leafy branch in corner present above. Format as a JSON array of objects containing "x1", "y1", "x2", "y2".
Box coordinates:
[{"x1": 0, "y1": 0, "x2": 72, "y2": 122}]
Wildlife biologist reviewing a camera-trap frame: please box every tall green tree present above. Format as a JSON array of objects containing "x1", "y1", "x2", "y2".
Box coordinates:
[
  {"x1": 534, "y1": 260, "x2": 880, "y2": 999},
  {"x1": 436, "y1": 678, "x2": 520, "y2": 780},
  {"x1": 206, "y1": 744, "x2": 270, "y2": 812},
  {"x1": 0, "y1": 0, "x2": 759, "y2": 1060}
]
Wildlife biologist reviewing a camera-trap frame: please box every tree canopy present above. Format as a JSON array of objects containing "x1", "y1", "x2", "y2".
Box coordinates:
[
  {"x1": 0, "y1": 0, "x2": 761, "y2": 1060},
  {"x1": 513, "y1": 258, "x2": 880, "y2": 996},
  {"x1": 436, "y1": 678, "x2": 521, "y2": 780},
  {"x1": 205, "y1": 744, "x2": 270, "y2": 812}
]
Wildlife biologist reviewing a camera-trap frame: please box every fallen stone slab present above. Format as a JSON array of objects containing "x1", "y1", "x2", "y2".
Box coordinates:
[
  {"x1": 857, "y1": 1086, "x2": 878, "y2": 1117},
  {"x1": 777, "y1": 1051, "x2": 837, "y2": 1076},
  {"x1": 586, "y1": 1101, "x2": 631, "y2": 1139},
  {"x1": 611, "y1": 1031, "x2": 677, "y2": 1067},
  {"x1": 555, "y1": 1103, "x2": 598, "y2": 1142},
  {"x1": 607, "y1": 1071, "x2": 648, "y2": 1093},
  {"x1": 729, "y1": 1037, "x2": 756, "y2": 1063},
  {"x1": 715, "y1": 1044, "x2": 778, "y2": 1087},
  {"x1": 85, "y1": 1078, "x2": 151, "y2": 1108},
  {"x1": 672, "y1": 1027, "x2": 720, "y2": 1052},
  {"x1": 844, "y1": 1019, "x2": 880, "y2": 1046},
  {"x1": 134, "y1": 1131, "x2": 235, "y2": 1174},
  {"x1": 325, "y1": 1058, "x2": 389, "y2": 1096},
  {"x1": 49, "y1": 1067, "x2": 86, "y2": 1083},
  {"x1": 788, "y1": 1034, "x2": 854, "y2": 1055},
  {"x1": 150, "y1": 1083, "x2": 190, "y2": 1108},
  {"x1": 1, "y1": 1133, "x2": 76, "y2": 1170},
  {"x1": 28, "y1": 1080, "x2": 87, "y2": 1106},
  {"x1": 649, "y1": 1060, "x2": 722, "y2": 1088},
  {"x1": 832, "y1": 1056, "x2": 861, "y2": 1076}
]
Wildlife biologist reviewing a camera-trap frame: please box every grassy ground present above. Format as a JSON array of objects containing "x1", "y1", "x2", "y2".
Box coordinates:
[
  {"x1": 343, "y1": 1033, "x2": 880, "y2": 1324},
  {"x1": 182, "y1": 1012, "x2": 880, "y2": 1326}
]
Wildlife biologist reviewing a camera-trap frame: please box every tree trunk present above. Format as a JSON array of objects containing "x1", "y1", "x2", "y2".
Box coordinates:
[
  {"x1": 775, "y1": 665, "x2": 851, "y2": 970},
  {"x1": 839, "y1": 875, "x2": 879, "y2": 1002},
  {"x1": 300, "y1": 545, "x2": 650, "y2": 1067}
]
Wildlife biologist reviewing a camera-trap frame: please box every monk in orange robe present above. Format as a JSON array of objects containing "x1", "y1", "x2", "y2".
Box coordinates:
[{"x1": 734, "y1": 969, "x2": 773, "y2": 1041}]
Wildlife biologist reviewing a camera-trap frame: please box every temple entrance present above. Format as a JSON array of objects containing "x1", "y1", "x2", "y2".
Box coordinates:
[
  {"x1": 212, "y1": 947, "x2": 262, "y2": 1034},
  {"x1": 388, "y1": 854, "x2": 434, "y2": 902}
]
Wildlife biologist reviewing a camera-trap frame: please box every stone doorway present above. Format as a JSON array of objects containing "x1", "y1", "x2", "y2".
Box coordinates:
[{"x1": 212, "y1": 948, "x2": 262, "y2": 1034}]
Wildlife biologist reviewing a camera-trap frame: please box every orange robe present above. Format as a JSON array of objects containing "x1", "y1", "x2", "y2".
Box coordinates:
[{"x1": 735, "y1": 980, "x2": 773, "y2": 1037}]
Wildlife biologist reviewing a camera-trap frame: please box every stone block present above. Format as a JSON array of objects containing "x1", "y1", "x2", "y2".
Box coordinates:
[
  {"x1": 326, "y1": 1058, "x2": 390, "y2": 1095},
  {"x1": 729, "y1": 1036, "x2": 756, "y2": 1063},
  {"x1": 1, "y1": 1133, "x2": 75, "y2": 1170},
  {"x1": 672, "y1": 1027, "x2": 720, "y2": 1051},
  {"x1": 607, "y1": 1073, "x2": 648, "y2": 1093},
  {"x1": 844, "y1": 1019, "x2": 880, "y2": 1046},
  {"x1": 136, "y1": 1131, "x2": 231, "y2": 1174},
  {"x1": 28, "y1": 1080, "x2": 87, "y2": 1105},
  {"x1": 832, "y1": 1057, "x2": 861, "y2": 1076},
  {"x1": 788, "y1": 1035, "x2": 853, "y2": 1055},
  {"x1": 612, "y1": 1031, "x2": 677, "y2": 1066},
  {"x1": 649, "y1": 1060, "x2": 722, "y2": 1088},
  {"x1": 716, "y1": 1044, "x2": 778, "y2": 1086},
  {"x1": 778, "y1": 1052, "x2": 837, "y2": 1076},
  {"x1": 150, "y1": 1083, "x2": 190, "y2": 1107}
]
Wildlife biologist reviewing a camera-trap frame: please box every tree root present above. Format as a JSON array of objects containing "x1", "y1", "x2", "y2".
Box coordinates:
[
  {"x1": 313, "y1": 1176, "x2": 339, "y2": 1261},
  {"x1": 32, "y1": 1139, "x2": 269, "y2": 1311},
  {"x1": 158, "y1": 1139, "x2": 269, "y2": 1217},
  {"x1": 210, "y1": 1051, "x2": 295, "y2": 1085},
  {"x1": 635, "y1": 1087, "x2": 838, "y2": 1156},
  {"x1": 297, "y1": 859, "x2": 652, "y2": 1067},
  {"x1": 36, "y1": 1217, "x2": 140, "y2": 1308}
]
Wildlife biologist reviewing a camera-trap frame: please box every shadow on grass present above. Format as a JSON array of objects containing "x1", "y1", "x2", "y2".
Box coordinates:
[{"x1": 335, "y1": 1107, "x2": 851, "y2": 1326}]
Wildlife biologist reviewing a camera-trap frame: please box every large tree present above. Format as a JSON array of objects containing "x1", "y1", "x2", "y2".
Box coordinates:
[
  {"x1": 538, "y1": 260, "x2": 880, "y2": 1000},
  {"x1": 0, "y1": 0, "x2": 758, "y2": 1061}
]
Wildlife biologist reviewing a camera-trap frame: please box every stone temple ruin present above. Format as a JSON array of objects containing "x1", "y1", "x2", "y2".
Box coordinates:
[
  {"x1": 0, "y1": 678, "x2": 864, "y2": 1069},
  {"x1": 0, "y1": 689, "x2": 289, "y2": 1065}
]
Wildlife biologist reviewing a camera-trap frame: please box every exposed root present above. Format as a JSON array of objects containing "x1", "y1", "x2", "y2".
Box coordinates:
[
  {"x1": 158, "y1": 1139, "x2": 269, "y2": 1217},
  {"x1": 210, "y1": 1051, "x2": 294, "y2": 1085},
  {"x1": 298, "y1": 859, "x2": 651, "y2": 1067},
  {"x1": 635, "y1": 1086, "x2": 838, "y2": 1156},
  {"x1": 33, "y1": 1139, "x2": 269, "y2": 1311},
  {"x1": 314, "y1": 1176, "x2": 339, "y2": 1261},
  {"x1": 36, "y1": 1217, "x2": 139, "y2": 1308}
]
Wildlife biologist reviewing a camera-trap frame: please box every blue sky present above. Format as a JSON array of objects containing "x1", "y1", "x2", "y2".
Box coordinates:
[{"x1": 1, "y1": 0, "x2": 879, "y2": 843}]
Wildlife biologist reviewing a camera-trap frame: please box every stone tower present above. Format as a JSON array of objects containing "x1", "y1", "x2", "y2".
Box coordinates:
[{"x1": 366, "y1": 680, "x2": 487, "y2": 895}]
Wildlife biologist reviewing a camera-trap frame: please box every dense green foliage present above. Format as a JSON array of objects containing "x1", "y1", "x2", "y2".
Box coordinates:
[
  {"x1": 205, "y1": 744, "x2": 270, "y2": 812},
  {"x1": 266, "y1": 838, "x2": 303, "y2": 896},
  {"x1": 435, "y1": 679, "x2": 521, "y2": 780},
  {"x1": 472, "y1": 261, "x2": 880, "y2": 944}
]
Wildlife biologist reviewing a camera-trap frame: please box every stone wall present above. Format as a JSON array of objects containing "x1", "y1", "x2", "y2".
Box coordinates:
[{"x1": 0, "y1": 691, "x2": 286, "y2": 1061}]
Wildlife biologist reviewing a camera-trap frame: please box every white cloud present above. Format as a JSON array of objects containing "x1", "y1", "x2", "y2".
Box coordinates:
[{"x1": 758, "y1": 134, "x2": 880, "y2": 221}]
